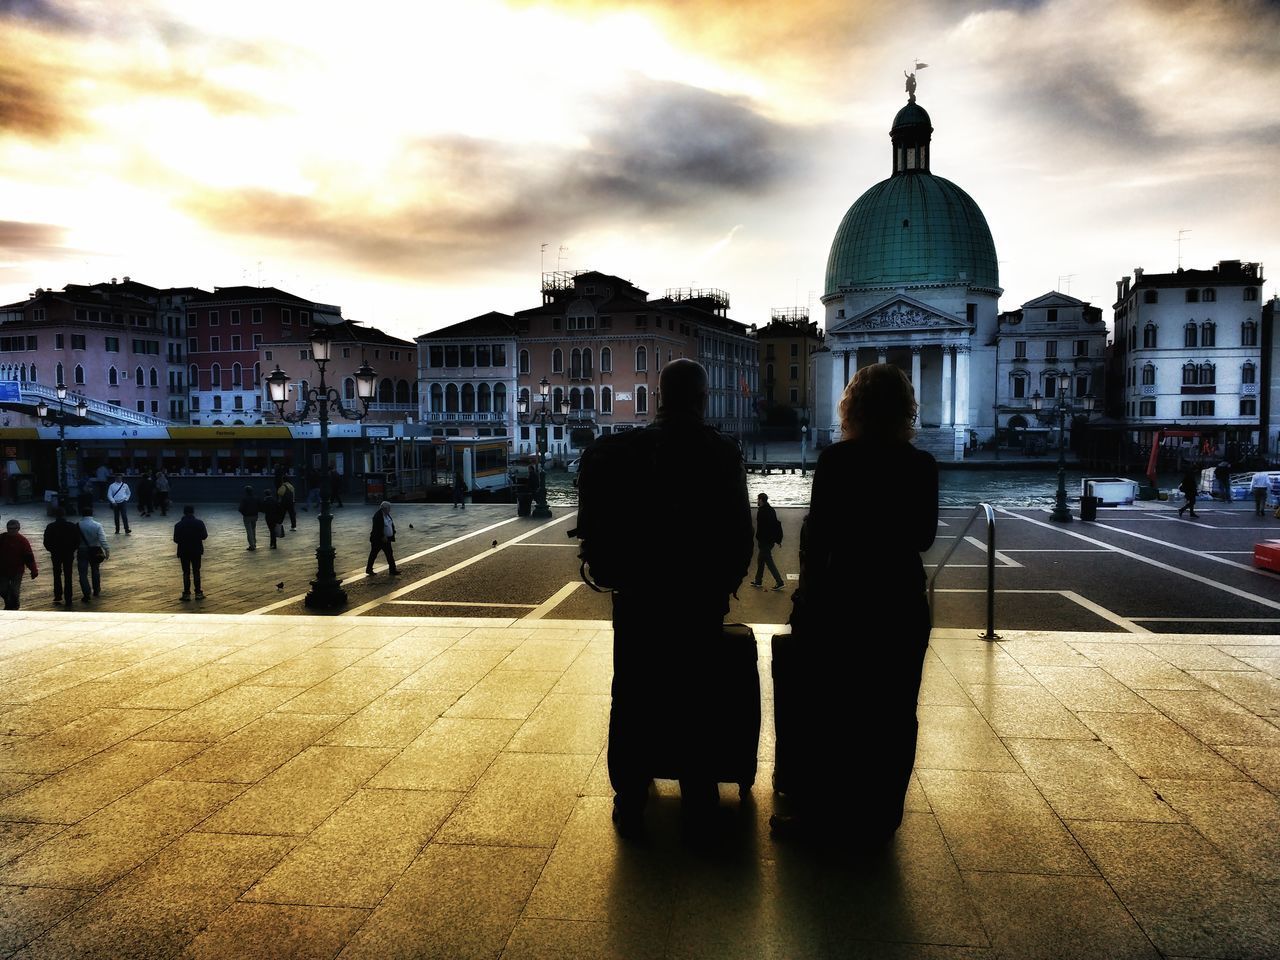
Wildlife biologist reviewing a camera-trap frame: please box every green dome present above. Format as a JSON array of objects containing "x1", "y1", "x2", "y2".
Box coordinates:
[
  {"x1": 824, "y1": 173, "x2": 999, "y2": 296},
  {"x1": 892, "y1": 102, "x2": 932, "y2": 133}
]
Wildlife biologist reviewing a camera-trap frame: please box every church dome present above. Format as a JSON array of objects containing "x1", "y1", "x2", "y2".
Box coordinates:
[{"x1": 891, "y1": 101, "x2": 932, "y2": 134}]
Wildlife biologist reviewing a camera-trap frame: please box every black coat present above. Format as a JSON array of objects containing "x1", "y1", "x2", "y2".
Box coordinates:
[
  {"x1": 173, "y1": 515, "x2": 208, "y2": 558},
  {"x1": 43, "y1": 518, "x2": 80, "y2": 557},
  {"x1": 261, "y1": 495, "x2": 282, "y2": 526},
  {"x1": 370, "y1": 509, "x2": 395, "y2": 545},
  {"x1": 755, "y1": 502, "x2": 783, "y2": 546},
  {"x1": 238, "y1": 494, "x2": 260, "y2": 518}
]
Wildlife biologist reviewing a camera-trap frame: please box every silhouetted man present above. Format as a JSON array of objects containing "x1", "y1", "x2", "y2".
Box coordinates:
[
  {"x1": 580, "y1": 358, "x2": 753, "y2": 835},
  {"x1": 43, "y1": 507, "x2": 80, "y2": 606}
]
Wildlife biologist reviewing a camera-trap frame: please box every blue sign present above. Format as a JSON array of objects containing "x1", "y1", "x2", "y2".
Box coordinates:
[{"x1": 0, "y1": 381, "x2": 20, "y2": 403}]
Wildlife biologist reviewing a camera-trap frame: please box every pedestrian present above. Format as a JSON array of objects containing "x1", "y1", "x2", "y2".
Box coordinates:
[
  {"x1": 277, "y1": 474, "x2": 297, "y2": 530},
  {"x1": 305, "y1": 466, "x2": 321, "y2": 511},
  {"x1": 94, "y1": 463, "x2": 109, "y2": 502},
  {"x1": 238, "y1": 485, "x2": 260, "y2": 550},
  {"x1": 107, "y1": 473, "x2": 132, "y2": 534},
  {"x1": 329, "y1": 467, "x2": 345, "y2": 508},
  {"x1": 1177, "y1": 467, "x2": 1200, "y2": 518},
  {"x1": 138, "y1": 470, "x2": 155, "y2": 517},
  {"x1": 769, "y1": 363, "x2": 938, "y2": 846},
  {"x1": 452, "y1": 471, "x2": 467, "y2": 509},
  {"x1": 750, "y1": 492, "x2": 786, "y2": 590},
  {"x1": 0, "y1": 519, "x2": 38, "y2": 610},
  {"x1": 261, "y1": 488, "x2": 283, "y2": 549},
  {"x1": 1251, "y1": 470, "x2": 1272, "y2": 517},
  {"x1": 154, "y1": 468, "x2": 171, "y2": 516},
  {"x1": 75, "y1": 507, "x2": 109, "y2": 602},
  {"x1": 367, "y1": 500, "x2": 399, "y2": 576},
  {"x1": 1214, "y1": 461, "x2": 1231, "y2": 501},
  {"x1": 42, "y1": 506, "x2": 80, "y2": 607},
  {"x1": 576, "y1": 358, "x2": 753, "y2": 835},
  {"x1": 173, "y1": 505, "x2": 208, "y2": 601}
]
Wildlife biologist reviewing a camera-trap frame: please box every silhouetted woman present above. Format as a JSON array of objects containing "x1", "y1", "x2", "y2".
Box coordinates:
[{"x1": 772, "y1": 363, "x2": 937, "y2": 845}]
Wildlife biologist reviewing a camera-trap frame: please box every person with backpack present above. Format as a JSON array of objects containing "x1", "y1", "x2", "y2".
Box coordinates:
[
  {"x1": 750, "y1": 492, "x2": 785, "y2": 591},
  {"x1": 277, "y1": 474, "x2": 297, "y2": 530},
  {"x1": 75, "y1": 507, "x2": 109, "y2": 602},
  {"x1": 238, "y1": 485, "x2": 260, "y2": 550},
  {"x1": 576, "y1": 358, "x2": 753, "y2": 836},
  {"x1": 173, "y1": 505, "x2": 208, "y2": 601}
]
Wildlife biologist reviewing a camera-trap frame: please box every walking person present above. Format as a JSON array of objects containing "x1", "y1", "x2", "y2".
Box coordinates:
[
  {"x1": 93, "y1": 463, "x2": 109, "y2": 502},
  {"x1": 261, "y1": 488, "x2": 283, "y2": 549},
  {"x1": 42, "y1": 507, "x2": 80, "y2": 607},
  {"x1": 154, "y1": 468, "x2": 171, "y2": 516},
  {"x1": 769, "y1": 364, "x2": 938, "y2": 846},
  {"x1": 238, "y1": 485, "x2": 260, "y2": 550},
  {"x1": 1251, "y1": 470, "x2": 1272, "y2": 517},
  {"x1": 278, "y1": 474, "x2": 297, "y2": 530},
  {"x1": 750, "y1": 492, "x2": 786, "y2": 591},
  {"x1": 305, "y1": 466, "x2": 321, "y2": 512},
  {"x1": 1177, "y1": 467, "x2": 1200, "y2": 518},
  {"x1": 1214, "y1": 460, "x2": 1231, "y2": 501},
  {"x1": 452, "y1": 471, "x2": 467, "y2": 509},
  {"x1": 367, "y1": 500, "x2": 399, "y2": 576},
  {"x1": 329, "y1": 467, "x2": 345, "y2": 508},
  {"x1": 138, "y1": 470, "x2": 155, "y2": 517},
  {"x1": 107, "y1": 473, "x2": 132, "y2": 534},
  {"x1": 0, "y1": 519, "x2": 38, "y2": 610},
  {"x1": 75, "y1": 507, "x2": 109, "y2": 602},
  {"x1": 173, "y1": 505, "x2": 208, "y2": 601}
]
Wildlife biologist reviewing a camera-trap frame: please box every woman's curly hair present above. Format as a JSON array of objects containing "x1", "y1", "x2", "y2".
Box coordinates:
[{"x1": 838, "y1": 363, "x2": 917, "y2": 442}]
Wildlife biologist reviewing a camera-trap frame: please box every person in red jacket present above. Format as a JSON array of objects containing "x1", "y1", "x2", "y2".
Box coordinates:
[{"x1": 0, "y1": 518, "x2": 39, "y2": 609}]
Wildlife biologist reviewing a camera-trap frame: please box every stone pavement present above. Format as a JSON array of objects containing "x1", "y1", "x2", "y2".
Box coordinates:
[{"x1": 0, "y1": 612, "x2": 1278, "y2": 959}]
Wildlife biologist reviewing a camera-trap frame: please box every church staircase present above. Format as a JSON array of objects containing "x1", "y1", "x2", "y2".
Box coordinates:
[{"x1": 914, "y1": 426, "x2": 964, "y2": 462}]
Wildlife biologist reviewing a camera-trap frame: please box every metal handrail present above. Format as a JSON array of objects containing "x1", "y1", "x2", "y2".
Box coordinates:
[{"x1": 928, "y1": 502, "x2": 1000, "y2": 641}]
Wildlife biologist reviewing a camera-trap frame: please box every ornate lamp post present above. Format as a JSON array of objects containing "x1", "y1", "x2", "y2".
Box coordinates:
[
  {"x1": 35, "y1": 382, "x2": 87, "y2": 511},
  {"x1": 516, "y1": 376, "x2": 569, "y2": 519},
  {"x1": 1032, "y1": 371, "x2": 1096, "y2": 523},
  {"x1": 265, "y1": 325, "x2": 377, "y2": 609}
]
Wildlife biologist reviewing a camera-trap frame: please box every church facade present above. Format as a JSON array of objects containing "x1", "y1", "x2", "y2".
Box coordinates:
[{"x1": 814, "y1": 82, "x2": 1001, "y2": 461}]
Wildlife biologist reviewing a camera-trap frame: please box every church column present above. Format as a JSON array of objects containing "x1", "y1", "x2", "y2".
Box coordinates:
[
  {"x1": 955, "y1": 345, "x2": 971, "y2": 427},
  {"x1": 910, "y1": 346, "x2": 922, "y2": 419},
  {"x1": 830, "y1": 350, "x2": 846, "y2": 439},
  {"x1": 941, "y1": 345, "x2": 953, "y2": 426}
]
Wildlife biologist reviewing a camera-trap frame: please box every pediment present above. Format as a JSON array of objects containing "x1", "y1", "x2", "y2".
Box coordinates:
[
  {"x1": 1022, "y1": 291, "x2": 1084, "y2": 310},
  {"x1": 829, "y1": 295, "x2": 971, "y2": 335}
]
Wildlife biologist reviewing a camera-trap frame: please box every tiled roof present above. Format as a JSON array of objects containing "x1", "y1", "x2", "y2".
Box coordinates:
[{"x1": 417, "y1": 311, "x2": 517, "y2": 340}]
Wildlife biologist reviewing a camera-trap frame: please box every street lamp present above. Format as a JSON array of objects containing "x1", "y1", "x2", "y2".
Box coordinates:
[
  {"x1": 35, "y1": 382, "x2": 87, "y2": 512},
  {"x1": 800, "y1": 424, "x2": 809, "y2": 475},
  {"x1": 1031, "y1": 372, "x2": 1096, "y2": 523},
  {"x1": 516, "y1": 376, "x2": 570, "y2": 519},
  {"x1": 266, "y1": 325, "x2": 377, "y2": 609}
]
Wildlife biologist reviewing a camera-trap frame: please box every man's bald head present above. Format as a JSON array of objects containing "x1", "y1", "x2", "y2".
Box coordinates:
[{"x1": 658, "y1": 359, "x2": 708, "y2": 417}]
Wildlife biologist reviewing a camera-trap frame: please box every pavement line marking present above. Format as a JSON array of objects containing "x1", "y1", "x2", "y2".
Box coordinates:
[
  {"x1": 965, "y1": 535, "x2": 1022, "y2": 568},
  {"x1": 1131, "y1": 616, "x2": 1280, "y2": 622},
  {"x1": 1204, "y1": 551, "x2": 1256, "y2": 555},
  {"x1": 524, "y1": 581, "x2": 584, "y2": 620},
  {"x1": 344, "y1": 512, "x2": 578, "y2": 617},
  {"x1": 511, "y1": 543, "x2": 579, "y2": 548},
  {"x1": 996, "y1": 507, "x2": 1280, "y2": 612},
  {"x1": 1001, "y1": 548, "x2": 1111, "y2": 553},
  {"x1": 388, "y1": 600, "x2": 538, "y2": 609},
  {"x1": 246, "y1": 515, "x2": 524, "y2": 615},
  {"x1": 1059, "y1": 590, "x2": 1151, "y2": 635},
  {"x1": 1087, "y1": 520, "x2": 1261, "y2": 573}
]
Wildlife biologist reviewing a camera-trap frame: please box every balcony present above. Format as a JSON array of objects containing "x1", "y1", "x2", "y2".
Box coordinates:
[
  {"x1": 421, "y1": 411, "x2": 508, "y2": 423},
  {"x1": 1140, "y1": 384, "x2": 1157, "y2": 396},
  {"x1": 1241, "y1": 383, "x2": 1259, "y2": 396},
  {"x1": 1180, "y1": 385, "x2": 1216, "y2": 395},
  {"x1": 367, "y1": 402, "x2": 417, "y2": 413}
]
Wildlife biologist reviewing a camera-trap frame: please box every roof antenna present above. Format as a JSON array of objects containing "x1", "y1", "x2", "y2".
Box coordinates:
[
  {"x1": 557, "y1": 244, "x2": 569, "y2": 272},
  {"x1": 1176, "y1": 228, "x2": 1191, "y2": 269}
]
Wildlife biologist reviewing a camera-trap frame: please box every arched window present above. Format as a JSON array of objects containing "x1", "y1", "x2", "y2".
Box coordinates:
[
  {"x1": 461, "y1": 383, "x2": 475, "y2": 412},
  {"x1": 477, "y1": 382, "x2": 491, "y2": 412},
  {"x1": 636, "y1": 346, "x2": 647, "y2": 372},
  {"x1": 552, "y1": 349, "x2": 563, "y2": 373},
  {"x1": 583, "y1": 348, "x2": 593, "y2": 378},
  {"x1": 429, "y1": 383, "x2": 442, "y2": 411},
  {"x1": 343, "y1": 377, "x2": 355, "y2": 400},
  {"x1": 493, "y1": 383, "x2": 506, "y2": 413},
  {"x1": 412, "y1": 381, "x2": 419, "y2": 405},
  {"x1": 445, "y1": 383, "x2": 459, "y2": 412},
  {"x1": 395, "y1": 379, "x2": 410, "y2": 404},
  {"x1": 1143, "y1": 323, "x2": 1157, "y2": 348},
  {"x1": 1010, "y1": 372, "x2": 1027, "y2": 399},
  {"x1": 149, "y1": 366, "x2": 158, "y2": 387},
  {"x1": 1198, "y1": 362, "x2": 1215, "y2": 385},
  {"x1": 253, "y1": 362, "x2": 261, "y2": 386},
  {"x1": 74, "y1": 364, "x2": 84, "y2": 385},
  {"x1": 1182, "y1": 362, "x2": 1197, "y2": 386},
  {"x1": 583, "y1": 387, "x2": 595, "y2": 410},
  {"x1": 552, "y1": 386, "x2": 564, "y2": 411},
  {"x1": 232, "y1": 363, "x2": 242, "y2": 388},
  {"x1": 518, "y1": 386, "x2": 530, "y2": 411},
  {"x1": 519, "y1": 349, "x2": 530, "y2": 374},
  {"x1": 56, "y1": 362, "x2": 64, "y2": 385},
  {"x1": 569, "y1": 387, "x2": 581, "y2": 410},
  {"x1": 570, "y1": 348, "x2": 581, "y2": 379},
  {"x1": 1200, "y1": 321, "x2": 1215, "y2": 347},
  {"x1": 1142, "y1": 363, "x2": 1155, "y2": 385},
  {"x1": 135, "y1": 365, "x2": 144, "y2": 385},
  {"x1": 1242, "y1": 320, "x2": 1258, "y2": 346},
  {"x1": 601, "y1": 386, "x2": 613, "y2": 414},
  {"x1": 378, "y1": 377, "x2": 394, "y2": 403},
  {"x1": 1242, "y1": 362, "x2": 1256, "y2": 385},
  {"x1": 1184, "y1": 323, "x2": 1197, "y2": 348},
  {"x1": 1044, "y1": 372, "x2": 1058, "y2": 398},
  {"x1": 108, "y1": 366, "x2": 118, "y2": 386},
  {"x1": 601, "y1": 347, "x2": 612, "y2": 373},
  {"x1": 635, "y1": 384, "x2": 648, "y2": 413},
  {"x1": 211, "y1": 363, "x2": 221, "y2": 389}
]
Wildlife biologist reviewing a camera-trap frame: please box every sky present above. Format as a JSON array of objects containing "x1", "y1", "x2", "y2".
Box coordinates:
[{"x1": 1, "y1": 0, "x2": 1278, "y2": 342}]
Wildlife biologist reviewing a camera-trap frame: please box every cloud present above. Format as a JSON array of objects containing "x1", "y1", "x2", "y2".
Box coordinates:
[
  {"x1": 0, "y1": 220, "x2": 69, "y2": 258},
  {"x1": 183, "y1": 77, "x2": 808, "y2": 280}
]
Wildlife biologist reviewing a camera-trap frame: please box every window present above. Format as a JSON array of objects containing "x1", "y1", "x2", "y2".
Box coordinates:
[
  {"x1": 444, "y1": 345, "x2": 458, "y2": 367},
  {"x1": 230, "y1": 309, "x2": 240, "y2": 325},
  {"x1": 189, "y1": 363, "x2": 198, "y2": 386},
  {"x1": 253, "y1": 362, "x2": 260, "y2": 386},
  {"x1": 211, "y1": 363, "x2": 221, "y2": 388},
  {"x1": 134, "y1": 365, "x2": 144, "y2": 384},
  {"x1": 601, "y1": 386, "x2": 612, "y2": 414},
  {"x1": 552, "y1": 349, "x2": 563, "y2": 373},
  {"x1": 601, "y1": 347, "x2": 612, "y2": 372},
  {"x1": 232, "y1": 363, "x2": 242, "y2": 388},
  {"x1": 1203, "y1": 289, "x2": 1216, "y2": 303},
  {"x1": 789, "y1": 364, "x2": 799, "y2": 380},
  {"x1": 461, "y1": 345, "x2": 475, "y2": 367},
  {"x1": 1241, "y1": 398, "x2": 1257, "y2": 416},
  {"x1": 233, "y1": 395, "x2": 243, "y2": 410},
  {"x1": 1074, "y1": 340, "x2": 1088, "y2": 358},
  {"x1": 1198, "y1": 363, "x2": 1215, "y2": 385},
  {"x1": 1143, "y1": 289, "x2": 1158, "y2": 304},
  {"x1": 1012, "y1": 374, "x2": 1026, "y2": 399},
  {"x1": 253, "y1": 334, "x2": 262, "y2": 349},
  {"x1": 552, "y1": 316, "x2": 562, "y2": 331},
  {"x1": 264, "y1": 351, "x2": 272, "y2": 361},
  {"x1": 1142, "y1": 363, "x2": 1155, "y2": 385},
  {"x1": 1143, "y1": 323, "x2": 1157, "y2": 348},
  {"x1": 1244, "y1": 287, "x2": 1258, "y2": 301},
  {"x1": 790, "y1": 343, "x2": 799, "y2": 358},
  {"x1": 1201, "y1": 322, "x2": 1215, "y2": 346},
  {"x1": 55, "y1": 334, "x2": 64, "y2": 349},
  {"x1": 1184, "y1": 323, "x2": 1197, "y2": 348},
  {"x1": 212, "y1": 394, "x2": 222, "y2": 411},
  {"x1": 1181, "y1": 400, "x2": 1197, "y2": 416},
  {"x1": 552, "y1": 386, "x2": 564, "y2": 410},
  {"x1": 1185, "y1": 289, "x2": 1199, "y2": 303},
  {"x1": 1182, "y1": 362, "x2": 1197, "y2": 385},
  {"x1": 188, "y1": 337, "x2": 198, "y2": 353},
  {"x1": 231, "y1": 335, "x2": 241, "y2": 351},
  {"x1": 74, "y1": 364, "x2": 84, "y2": 385},
  {"x1": 570, "y1": 348, "x2": 581, "y2": 379},
  {"x1": 190, "y1": 395, "x2": 200, "y2": 411},
  {"x1": 282, "y1": 308, "x2": 292, "y2": 325},
  {"x1": 1242, "y1": 321, "x2": 1257, "y2": 346},
  {"x1": 635, "y1": 346, "x2": 647, "y2": 371},
  {"x1": 1242, "y1": 362, "x2": 1256, "y2": 385},
  {"x1": 108, "y1": 366, "x2": 118, "y2": 386},
  {"x1": 71, "y1": 334, "x2": 86, "y2": 350},
  {"x1": 1199, "y1": 400, "x2": 1215, "y2": 415},
  {"x1": 518, "y1": 349, "x2": 530, "y2": 374},
  {"x1": 101, "y1": 336, "x2": 119, "y2": 353},
  {"x1": 636, "y1": 315, "x2": 647, "y2": 329},
  {"x1": 635, "y1": 384, "x2": 648, "y2": 414},
  {"x1": 1076, "y1": 375, "x2": 1089, "y2": 397},
  {"x1": 209, "y1": 310, "x2": 219, "y2": 326},
  {"x1": 1014, "y1": 340, "x2": 1026, "y2": 359},
  {"x1": 300, "y1": 311, "x2": 310, "y2": 326},
  {"x1": 298, "y1": 349, "x2": 309, "y2": 360},
  {"x1": 1047, "y1": 308, "x2": 1058, "y2": 323},
  {"x1": 187, "y1": 312, "x2": 197, "y2": 327},
  {"x1": 493, "y1": 383, "x2": 506, "y2": 413},
  {"x1": 476, "y1": 344, "x2": 490, "y2": 367},
  {"x1": 252, "y1": 308, "x2": 262, "y2": 324},
  {"x1": 568, "y1": 386, "x2": 580, "y2": 410},
  {"x1": 492, "y1": 344, "x2": 506, "y2": 367},
  {"x1": 56, "y1": 362, "x2": 64, "y2": 384},
  {"x1": 137, "y1": 400, "x2": 145, "y2": 412},
  {"x1": 1045, "y1": 341, "x2": 1057, "y2": 359}
]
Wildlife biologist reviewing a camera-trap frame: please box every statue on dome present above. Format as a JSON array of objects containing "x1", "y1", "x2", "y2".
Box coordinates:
[{"x1": 904, "y1": 61, "x2": 928, "y2": 102}]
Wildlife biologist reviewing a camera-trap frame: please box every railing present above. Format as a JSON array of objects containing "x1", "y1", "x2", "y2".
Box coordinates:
[
  {"x1": 928, "y1": 502, "x2": 1000, "y2": 641},
  {"x1": 21, "y1": 381, "x2": 170, "y2": 426}
]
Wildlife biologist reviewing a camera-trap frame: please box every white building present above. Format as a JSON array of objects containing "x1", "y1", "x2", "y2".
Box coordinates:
[
  {"x1": 1112, "y1": 260, "x2": 1265, "y2": 455},
  {"x1": 416, "y1": 311, "x2": 517, "y2": 443}
]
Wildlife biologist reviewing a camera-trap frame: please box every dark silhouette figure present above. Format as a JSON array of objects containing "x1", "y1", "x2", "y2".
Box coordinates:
[
  {"x1": 770, "y1": 364, "x2": 937, "y2": 846},
  {"x1": 173, "y1": 505, "x2": 208, "y2": 601},
  {"x1": 367, "y1": 500, "x2": 398, "y2": 576},
  {"x1": 277, "y1": 475, "x2": 297, "y2": 530},
  {"x1": 43, "y1": 507, "x2": 80, "y2": 606},
  {"x1": 329, "y1": 468, "x2": 345, "y2": 508},
  {"x1": 154, "y1": 469, "x2": 170, "y2": 516},
  {"x1": 1177, "y1": 467, "x2": 1200, "y2": 518},
  {"x1": 238, "y1": 485, "x2": 260, "y2": 550},
  {"x1": 579, "y1": 358, "x2": 753, "y2": 836},
  {"x1": 0, "y1": 519, "x2": 38, "y2": 610},
  {"x1": 1214, "y1": 461, "x2": 1231, "y2": 501},
  {"x1": 261, "y1": 488, "x2": 283, "y2": 549},
  {"x1": 751, "y1": 492, "x2": 785, "y2": 590},
  {"x1": 138, "y1": 470, "x2": 155, "y2": 517},
  {"x1": 452, "y1": 471, "x2": 467, "y2": 509}
]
